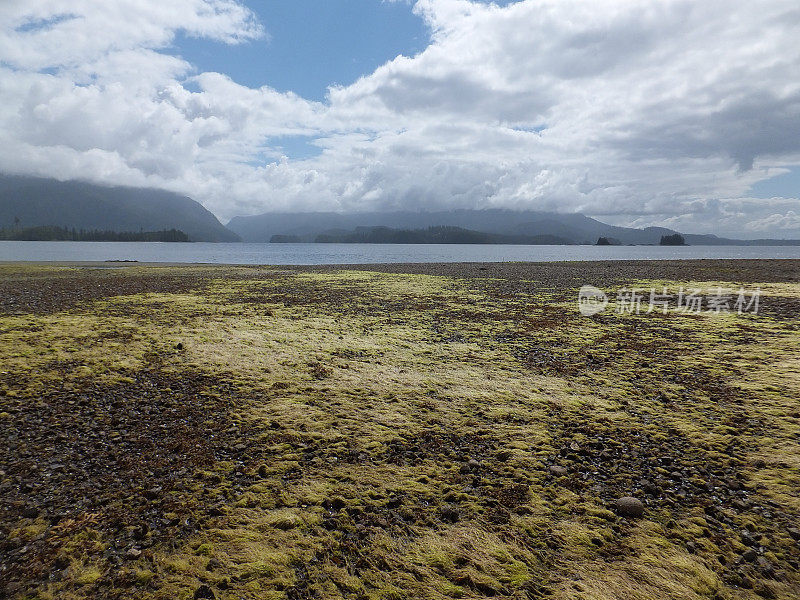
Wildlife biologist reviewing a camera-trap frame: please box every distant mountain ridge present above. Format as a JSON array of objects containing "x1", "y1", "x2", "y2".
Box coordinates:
[
  {"x1": 293, "y1": 225, "x2": 572, "y2": 245},
  {"x1": 0, "y1": 175, "x2": 239, "y2": 242},
  {"x1": 227, "y1": 209, "x2": 800, "y2": 246},
  {"x1": 2, "y1": 174, "x2": 798, "y2": 246}
]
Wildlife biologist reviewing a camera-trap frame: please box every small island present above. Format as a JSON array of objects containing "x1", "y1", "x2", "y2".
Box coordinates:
[{"x1": 660, "y1": 233, "x2": 687, "y2": 246}]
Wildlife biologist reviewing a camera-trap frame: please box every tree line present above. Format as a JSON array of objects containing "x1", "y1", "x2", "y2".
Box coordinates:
[{"x1": 0, "y1": 225, "x2": 189, "y2": 242}]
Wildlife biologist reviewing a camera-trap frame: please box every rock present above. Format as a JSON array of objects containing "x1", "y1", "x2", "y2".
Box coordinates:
[
  {"x1": 549, "y1": 465, "x2": 568, "y2": 477},
  {"x1": 642, "y1": 480, "x2": 660, "y2": 496},
  {"x1": 686, "y1": 541, "x2": 697, "y2": 553},
  {"x1": 755, "y1": 583, "x2": 776, "y2": 599},
  {"x1": 467, "y1": 458, "x2": 481, "y2": 470},
  {"x1": 21, "y1": 506, "x2": 39, "y2": 519},
  {"x1": 787, "y1": 527, "x2": 800, "y2": 540},
  {"x1": 757, "y1": 556, "x2": 775, "y2": 576},
  {"x1": 742, "y1": 548, "x2": 758, "y2": 562},
  {"x1": 194, "y1": 584, "x2": 216, "y2": 599},
  {"x1": 738, "y1": 574, "x2": 754, "y2": 589},
  {"x1": 125, "y1": 547, "x2": 142, "y2": 560},
  {"x1": 206, "y1": 558, "x2": 222, "y2": 571},
  {"x1": 3, "y1": 582, "x2": 22, "y2": 596},
  {"x1": 440, "y1": 505, "x2": 460, "y2": 523},
  {"x1": 753, "y1": 459, "x2": 766, "y2": 469},
  {"x1": 175, "y1": 342, "x2": 183, "y2": 350},
  {"x1": 614, "y1": 497, "x2": 645, "y2": 518},
  {"x1": 732, "y1": 499, "x2": 750, "y2": 511},
  {"x1": 741, "y1": 531, "x2": 757, "y2": 547}
]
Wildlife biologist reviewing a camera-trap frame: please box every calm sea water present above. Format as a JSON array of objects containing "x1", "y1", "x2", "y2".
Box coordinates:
[{"x1": 2, "y1": 241, "x2": 800, "y2": 265}]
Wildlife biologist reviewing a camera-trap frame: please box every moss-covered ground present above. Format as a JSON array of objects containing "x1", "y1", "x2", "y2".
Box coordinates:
[{"x1": 1, "y1": 260, "x2": 799, "y2": 600}]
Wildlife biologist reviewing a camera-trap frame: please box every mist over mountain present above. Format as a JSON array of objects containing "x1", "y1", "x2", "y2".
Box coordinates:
[
  {"x1": 0, "y1": 175, "x2": 239, "y2": 243},
  {"x1": 2, "y1": 174, "x2": 797, "y2": 247}
]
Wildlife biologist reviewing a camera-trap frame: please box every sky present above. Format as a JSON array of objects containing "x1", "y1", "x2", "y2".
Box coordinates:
[{"x1": 0, "y1": 0, "x2": 799, "y2": 238}]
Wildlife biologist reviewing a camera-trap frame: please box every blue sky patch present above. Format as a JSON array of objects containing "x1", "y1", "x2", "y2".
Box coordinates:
[
  {"x1": 172, "y1": 1, "x2": 430, "y2": 102},
  {"x1": 750, "y1": 166, "x2": 800, "y2": 198},
  {"x1": 269, "y1": 135, "x2": 324, "y2": 161},
  {"x1": 15, "y1": 13, "x2": 78, "y2": 33}
]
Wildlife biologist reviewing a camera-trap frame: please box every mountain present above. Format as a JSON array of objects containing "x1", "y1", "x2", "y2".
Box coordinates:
[
  {"x1": 0, "y1": 175, "x2": 239, "y2": 242},
  {"x1": 228, "y1": 209, "x2": 644, "y2": 243},
  {"x1": 306, "y1": 225, "x2": 572, "y2": 245},
  {"x1": 227, "y1": 209, "x2": 682, "y2": 244},
  {"x1": 227, "y1": 209, "x2": 800, "y2": 245}
]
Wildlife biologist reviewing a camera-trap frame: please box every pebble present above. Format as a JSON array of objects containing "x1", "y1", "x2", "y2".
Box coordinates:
[
  {"x1": 549, "y1": 465, "x2": 568, "y2": 477},
  {"x1": 614, "y1": 497, "x2": 645, "y2": 518}
]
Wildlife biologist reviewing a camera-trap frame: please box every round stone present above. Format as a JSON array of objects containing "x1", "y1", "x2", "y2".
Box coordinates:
[{"x1": 614, "y1": 496, "x2": 645, "y2": 518}]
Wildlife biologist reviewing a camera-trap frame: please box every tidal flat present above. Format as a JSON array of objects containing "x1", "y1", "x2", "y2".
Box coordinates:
[{"x1": 1, "y1": 260, "x2": 799, "y2": 600}]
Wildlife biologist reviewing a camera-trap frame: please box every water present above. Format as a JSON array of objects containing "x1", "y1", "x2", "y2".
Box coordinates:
[{"x1": 1, "y1": 241, "x2": 800, "y2": 265}]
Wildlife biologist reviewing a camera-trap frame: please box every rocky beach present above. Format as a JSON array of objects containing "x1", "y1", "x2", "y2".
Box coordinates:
[{"x1": 1, "y1": 260, "x2": 799, "y2": 600}]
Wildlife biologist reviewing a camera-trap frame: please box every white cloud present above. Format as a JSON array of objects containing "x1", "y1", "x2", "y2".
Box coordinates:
[{"x1": 1, "y1": 0, "x2": 799, "y2": 236}]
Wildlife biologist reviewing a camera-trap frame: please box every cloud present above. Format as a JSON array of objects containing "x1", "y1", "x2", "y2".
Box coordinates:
[
  {"x1": 745, "y1": 210, "x2": 800, "y2": 233},
  {"x1": 0, "y1": 0, "x2": 799, "y2": 236}
]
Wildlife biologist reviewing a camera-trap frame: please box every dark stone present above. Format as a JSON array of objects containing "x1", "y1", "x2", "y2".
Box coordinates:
[
  {"x1": 21, "y1": 507, "x2": 39, "y2": 519},
  {"x1": 741, "y1": 531, "x2": 757, "y2": 547},
  {"x1": 206, "y1": 558, "x2": 222, "y2": 571},
  {"x1": 755, "y1": 583, "x2": 776, "y2": 599},
  {"x1": 742, "y1": 548, "x2": 758, "y2": 562},
  {"x1": 642, "y1": 480, "x2": 660, "y2": 496},
  {"x1": 440, "y1": 505, "x2": 460, "y2": 523},
  {"x1": 757, "y1": 556, "x2": 775, "y2": 576},
  {"x1": 549, "y1": 465, "x2": 568, "y2": 477},
  {"x1": 732, "y1": 499, "x2": 750, "y2": 511},
  {"x1": 194, "y1": 584, "x2": 216, "y2": 599}
]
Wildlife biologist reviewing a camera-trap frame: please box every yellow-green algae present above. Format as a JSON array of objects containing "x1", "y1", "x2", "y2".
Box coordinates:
[{"x1": 1, "y1": 264, "x2": 799, "y2": 600}]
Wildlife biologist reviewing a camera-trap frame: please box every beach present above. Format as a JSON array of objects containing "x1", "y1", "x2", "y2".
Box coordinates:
[{"x1": 1, "y1": 260, "x2": 799, "y2": 599}]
